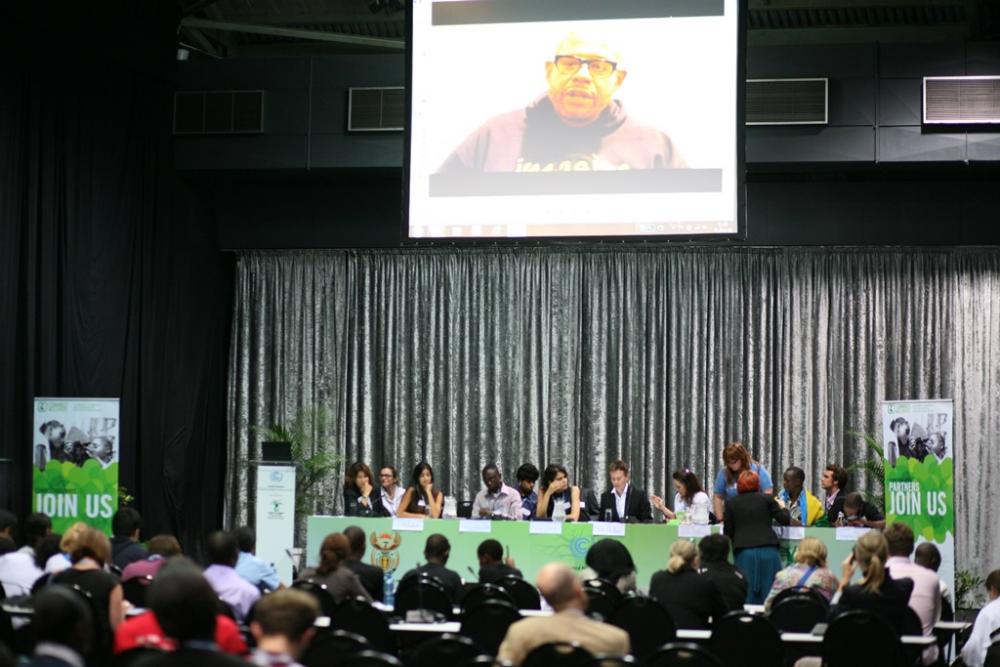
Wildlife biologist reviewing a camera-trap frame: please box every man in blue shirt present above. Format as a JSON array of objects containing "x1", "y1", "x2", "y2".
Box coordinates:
[
  {"x1": 516, "y1": 463, "x2": 539, "y2": 520},
  {"x1": 233, "y1": 526, "x2": 282, "y2": 592}
]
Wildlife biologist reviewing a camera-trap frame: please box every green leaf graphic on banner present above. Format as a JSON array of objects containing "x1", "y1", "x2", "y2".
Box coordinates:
[
  {"x1": 33, "y1": 461, "x2": 119, "y2": 535},
  {"x1": 885, "y1": 455, "x2": 953, "y2": 542}
]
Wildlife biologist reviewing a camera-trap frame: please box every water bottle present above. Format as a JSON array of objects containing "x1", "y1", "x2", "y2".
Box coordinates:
[
  {"x1": 383, "y1": 569, "x2": 395, "y2": 607},
  {"x1": 552, "y1": 499, "x2": 566, "y2": 523}
]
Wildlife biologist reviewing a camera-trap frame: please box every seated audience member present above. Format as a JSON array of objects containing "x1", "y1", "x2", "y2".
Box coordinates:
[
  {"x1": 959, "y1": 569, "x2": 1000, "y2": 667},
  {"x1": 516, "y1": 463, "x2": 540, "y2": 520},
  {"x1": 0, "y1": 510, "x2": 16, "y2": 541},
  {"x1": 297, "y1": 532, "x2": 371, "y2": 603},
  {"x1": 111, "y1": 507, "x2": 149, "y2": 569},
  {"x1": 724, "y1": 470, "x2": 790, "y2": 604},
  {"x1": 713, "y1": 441, "x2": 773, "y2": 520},
  {"x1": 821, "y1": 464, "x2": 848, "y2": 524},
  {"x1": 399, "y1": 533, "x2": 462, "y2": 601},
  {"x1": 115, "y1": 557, "x2": 248, "y2": 657},
  {"x1": 477, "y1": 538, "x2": 522, "y2": 584},
  {"x1": 777, "y1": 466, "x2": 824, "y2": 527},
  {"x1": 581, "y1": 539, "x2": 636, "y2": 594},
  {"x1": 497, "y1": 562, "x2": 629, "y2": 666},
  {"x1": 652, "y1": 468, "x2": 710, "y2": 522},
  {"x1": 122, "y1": 534, "x2": 182, "y2": 583},
  {"x1": 51, "y1": 526, "x2": 124, "y2": 658},
  {"x1": 884, "y1": 523, "x2": 941, "y2": 665},
  {"x1": 202, "y1": 530, "x2": 261, "y2": 623},
  {"x1": 598, "y1": 460, "x2": 652, "y2": 523},
  {"x1": 45, "y1": 522, "x2": 87, "y2": 574},
  {"x1": 397, "y1": 462, "x2": 444, "y2": 519},
  {"x1": 27, "y1": 585, "x2": 94, "y2": 667},
  {"x1": 697, "y1": 534, "x2": 747, "y2": 612},
  {"x1": 33, "y1": 533, "x2": 63, "y2": 585},
  {"x1": 829, "y1": 530, "x2": 913, "y2": 635},
  {"x1": 473, "y1": 464, "x2": 523, "y2": 520},
  {"x1": 233, "y1": 526, "x2": 281, "y2": 592},
  {"x1": 650, "y1": 540, "x2": 727, "y2": 629},
  {"x1": 248, "y1": 589, "x2": 320, "y2": 667},
  {"x1": 836, "y1": 492, "x2": 885, "y2": 529},
  {"x1": 0, "y1": 533, "x2": 43, "y2": 597},
  {"x1": 20, "y1": 512, "x2": 53, "y2": 556},
  {"x1": 343, "y1": 525, "x2": 384, "y2": 601},
  {"x1": 764, "y1": 536, "x2": 838, "y2": 609},
  {"x1": 139, "y1": 563, "x2": 247, "y2": 667},
  {"x1": 914, "y1": 543, "x2": 953, "y2": 621},
  {"x1": 536, "y1": 463, "x2": 582, "y2": 521},
  {"x1": 378, "y1": 466, "x2": 405, "y2": 517},
  {"x1": 343, "y1": 461, "x2": 389, "y2": 517}
]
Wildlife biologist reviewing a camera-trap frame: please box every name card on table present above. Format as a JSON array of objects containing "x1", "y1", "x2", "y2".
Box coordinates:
[
  {"x1": 774, "y1": 526, "x2": 806, "y2": 540},
  {"x1": 459, "y1": 520, "x2": 492, "y2": 533},
  {"x1": 529, "y1": 522, "x2": 563, "y2": 535},
  {"x1": 392, "y1": 518, "x2": 425, "y2": 532},
  {"x1": 591, "y1": 522, "x2": 626, "y2": 537},
  {"x1": 678, "y1": 524, "x2": 712, "y2": 538},
  {"x1": 835, "y1": 526, "x2": 871, "y2": 541}
]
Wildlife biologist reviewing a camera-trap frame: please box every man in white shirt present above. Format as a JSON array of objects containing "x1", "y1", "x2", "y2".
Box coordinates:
[
  {"x1": 884, "y1": 523, "x2": 941, "y2": 665},
  {"x1": 473, "y1": 464, "x2": 523, "y2": 520},
  {"x1": 960, "y1": 569, "x2": 1000, "y2": 667},
  {"x1": 0, "y1": 535, "x2": 43, "y2": 598},
  {"x1": 378, "y1": 466, "x2": 405, "y2": 517},
  {"x1": 597, "y1": 460, "x2": 652, "y2": 523}
]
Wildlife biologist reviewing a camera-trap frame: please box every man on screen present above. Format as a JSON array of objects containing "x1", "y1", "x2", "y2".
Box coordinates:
[{"x1": 438, "y1": 33, "x2": 686, "y2": 173}]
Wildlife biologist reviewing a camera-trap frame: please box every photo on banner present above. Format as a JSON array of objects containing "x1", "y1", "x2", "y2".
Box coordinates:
[
  {"x1": 881, "y1": 399, "x2": 954, "y2": 595},
  {"x1": 33, "y1": 397, "x2": 120, "y2": 534}
]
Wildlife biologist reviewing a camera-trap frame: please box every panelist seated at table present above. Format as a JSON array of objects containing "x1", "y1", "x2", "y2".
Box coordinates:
[
  {"x1": 777, "y1": 466, "x2": 824, "y2": 527},
  {"x1": 473, "y1": 464, "x2": 523, "y2": 520},
  {"x1": 477, "y1": 538, "x2": 522, "y2": 584},
  {"x1": 516, "y1": 463, "x2": 540, "y2": 520},
  {"x1": 536, "y1": 463, "x2": 583, "y2": 522},
  {"x1": 397, "y1": 462, "x2": 444, "y2": 519},
  {"x1": 343, "y1": 461, "x2": 390, "y2": 518},
  {"x1": 399, "y1": 534, "x2": 463, "y2": 601},
  {"x1": 379, "y1": 466, "x2": 406, "y2": 517},
  {"x1": 833, "y1": 492, "x2": 885, "y2": 530},
  {"x1": 652, "y1": 468, "x2": 711, "y2": 522},
  {"x1": 597, "y1": 459, "x2": 652, "y2": 523}
]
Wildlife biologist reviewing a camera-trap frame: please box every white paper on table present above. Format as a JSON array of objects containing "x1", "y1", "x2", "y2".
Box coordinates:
[
  {"x1": 773, "y1": 526, "x2": 806, "y2": 540},
  {"x1": 835, "y1": 526, "x2": 871, "y2": 541},
  {"x1": 529, "y1": 522, "x2": 563, "y2": 535},
  {"x1": 678, "y1": 524, "x2": 712, "y2": 538},
  {"x1": 591, "y1": 522, "x2": 626, "y2": 536},
  {"x1": 392, "y1": 518, "x2": 425, "y2": 532},
  {"x1": 459, "y1": 520, "x2": 492, "y2": 533}
]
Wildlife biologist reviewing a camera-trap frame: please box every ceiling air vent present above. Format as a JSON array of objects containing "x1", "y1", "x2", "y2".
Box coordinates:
[
  {"x1": 173, "y1": 90, "x2": 264, "y2": 134},
  {"x1": 348, "y1": 87, "x2": 405, "y2": 132},
  {"x1": 746, "y1": 78, "x2": 828, "y2": 126},
  {"x1": 924, "y1": 76, "x2": 1000, "y2": 124}
]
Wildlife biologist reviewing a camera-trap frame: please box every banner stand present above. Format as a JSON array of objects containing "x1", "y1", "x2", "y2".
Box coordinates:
[{"x1": 251, "y1": 460, "x2": 297, "y2": 586}]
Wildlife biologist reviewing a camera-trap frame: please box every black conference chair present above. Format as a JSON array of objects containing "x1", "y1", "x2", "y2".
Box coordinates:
[
  {"x1": 710, "y1": 611, "x2": 783, "y2": 667},
  {"x1": 394, "y1": 575, "x2": 453, "y2": 621},
  {"x1": 457, "y1": 501, "x2": 475, "y2": 519},
  {"x1": 583, "y1": 579, "x2": 622, "y2": 621},
  {"x1": 330, "y1": 595, "x2": 396, "y2": 654},
  {"x1": 767, "y1": 591, "x2": 828, "y2": 633},
  {"x1": 823, "y1": 610, "x2": 904, "y2": 667},
  {"x1": 121, "y1": 575, "x2": 154, "y2": 608},
  {"x1": 461, "y1": 583, "x2": 515, "y2": 612},
  {"x1": 900, "y1": 606, "x2": 927, "y2": 667},
  {"x1": 580, "y1": 655, "x2": 638, "y2": 667},
  {"x1": 498, "y1": 575, "x2": 541, "y2": 610},
  {"x1": 292, "y1": 579, "x2": 340, "y2": 617},
  {"x1": 522, "y1": 642, "x2": 594, "y2": 667},
  {"x1": 460, "y1": 599, "x2": 522, "y2": 655},
  {"x1": 408, "y1": 634, "x2": 486, "y2": 667},
  {"x1": 645, "y1": 643, "x2": 725, "y2": 667},
  {"x1": 340, "y1": 650, "x2": 405, "y2": 667},
  {"x1": 770, "y1": 585, "x2": 830, "y2": 609},
  {"x1": 301, "y1": 629, "x2": 371, "y2": 667},
  {"x1": 610, "y1": 595, "x2": 677, "y2": 660},
  {"x1": 108, "y1": 648, "x2": 165, "y2": 667}
]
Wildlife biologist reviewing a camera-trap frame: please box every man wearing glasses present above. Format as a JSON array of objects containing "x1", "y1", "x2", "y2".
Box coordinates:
[{"x1": 438, "y1": 32, "x2": 686, "y2": 173}]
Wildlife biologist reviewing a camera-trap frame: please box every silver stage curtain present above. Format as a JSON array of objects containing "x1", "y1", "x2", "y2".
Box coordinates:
[{"x1": 226, "y1": 248, "x2": 1000, "y2": 575}]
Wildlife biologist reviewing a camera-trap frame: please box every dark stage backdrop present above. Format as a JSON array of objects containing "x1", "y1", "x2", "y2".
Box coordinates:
[
  {"x1": 0, "y1": 3, "x2": 232, "y2": 552},
  {"x1": 227, "y1": 248, "x2": 1000, "y2": 575}
]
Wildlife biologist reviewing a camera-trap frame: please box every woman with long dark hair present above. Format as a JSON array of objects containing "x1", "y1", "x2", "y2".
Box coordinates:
[
  {"x1": 397, "y1": 462, "x2": 444, "y2": 518},
  {"x1": 342, "y1": 461, "x2": 389, "y2": 517},
  {"x1": 535, "y1": 463, "x2": 581, "y2": 521},
  {"x1": 651, "y1": 468, "x2": 710, "y2": 521},
  {"x1": 297, "y1": 533, "x2": 371, "y2": 603}
]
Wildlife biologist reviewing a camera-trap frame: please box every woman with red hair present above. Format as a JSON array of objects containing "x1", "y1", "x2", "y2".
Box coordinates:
[
  {"x1": 722, "y1": 470, "x2": 790, "y2": 604},
  {"x1": 712, "y1": 441, "x2": 774, "y2": 520}
]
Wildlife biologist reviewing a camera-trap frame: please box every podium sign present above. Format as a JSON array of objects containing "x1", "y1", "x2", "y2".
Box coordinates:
[{"x1": 255, "y1": 465, "x2": 296, "y2": 586}]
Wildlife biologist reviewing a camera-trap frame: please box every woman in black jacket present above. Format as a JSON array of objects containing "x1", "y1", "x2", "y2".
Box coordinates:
[
  {"x1": 343, "y1": 461, "x2": 390, "y2": 517},
  {"x1": 723, "y1": 469, "x2": 791, "y2": 604},
  {"x1": 829, "y1": 530, "x2": 914, "y2": 633},
  {"x1": 649, "y1": 539, "x2": 727, "y2": 629}
]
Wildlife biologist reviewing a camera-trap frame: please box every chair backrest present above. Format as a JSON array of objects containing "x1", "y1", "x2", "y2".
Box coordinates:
[
  {"x1": 522, "y1": 642, "x2": 594, "y2": 667},
  {"x1": 394, "y1": 575, "x2": 452, "y2": 620},
  {"x1": 121, "y1": 575, "x2": 154, "y2": 608},
  {"x1": 579, "y1": 655, "x2": 638, "y2": 667},
  {"x1": 710, "y1": 611, "x2": 783, "y2": 667},
  {"x1": 301, "y1": 629, "x2": 372, "y2": 667},
  {"x1": 823, "y1": 610, "x2": 903, "y2": 667},
  {"x1": 459, "y1": 599, "x2": 522, "y2": 655},
  {"x1": 409, "y1": 633, "x2": 486, "y2": 667},
  {"x1": 583, "y1": 586, "x2": 617, "y2": 622},
  {"x1": 339, "y1": 649, "x2": 405, "y2": 667},
  {"x1": 583, "y1": 579, "x2": 623, "y2": 606},
  {"x1": 645, "y1": 643, "x2": 725, "y2": 667},
  {"x1": 329, "y1": 595, "x2": 395, "y2": 653},
  {"x1": 767, "y1": 593, "x2": 828, "y2": 633},
  {"x1": 457, "y1": 501, "x2": 474, "y2": 519},
  {"x1": 292, "y1": 579, "x2": 339, "y2": 617},
  {"x1": 461, "y1": 583, "x2": 515, "y2": 612},
  {"x1": 899, "y1": 605, "x2": 926, "y2": 667},
  {"x1": 610, "y1": 595, "x2": 677, "y2": 659},
  {"x1": 498, "y1": 575, "x2": 541, "y2": 610},
  {"x1": 770, "y1": 585, "x2": 829, "y2": 609},
  {"x1": 984, "y1": 639, "x2": 1000, "y2": 667}
]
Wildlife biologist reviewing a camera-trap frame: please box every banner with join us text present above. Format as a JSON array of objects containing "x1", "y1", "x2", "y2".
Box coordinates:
[
  {"x1": 33, "y1": 398, "x2": 120, "y2": 534},
  {"x1": 882, "y1": 399, "x2": 954, "y2": 596}
]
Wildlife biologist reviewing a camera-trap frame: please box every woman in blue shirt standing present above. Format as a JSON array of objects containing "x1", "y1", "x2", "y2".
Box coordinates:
[{"x1": 712, "y1": 441, "x2": 773, "y2": 520}]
